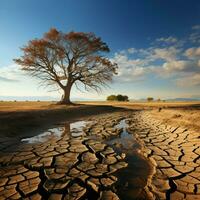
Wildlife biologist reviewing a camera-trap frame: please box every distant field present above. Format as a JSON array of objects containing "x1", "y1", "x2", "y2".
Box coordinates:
[
  {"x1": 79, "y1": 100, "x2": 200, "y2": 109},
  {"x1": 1, "y1": 100, "x2": 200, "y2": 112},
  {"x1": 0, "y1": 101, "x2": 66, "y2": 112}
]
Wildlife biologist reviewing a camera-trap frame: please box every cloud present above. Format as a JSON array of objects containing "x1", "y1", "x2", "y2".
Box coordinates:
[
  {"x1": 156, "y1": 36, "x2": 177, "y2": 44},
  {"x1": 177, "y1": 73, "x2": 200, "y2": 87},
  {"x1": 0, "y1": 76, "x2": 19, "y2": 82},
  {"x1": 161, "y1": 60, "x2": 197, "y2": 74},
  {"x1": 185, "y1": 47, "x2": 200, "y2": 59},
  {"x1": 118, "y1": 48, "x2": 137, "y2": 55},
  {"x1": 127, "y1": 48, "x2": 137, "y2": 54},
  {"x1": 150, "y1": 47, "x2": 180, "y2": 62},
  {"x1": 192, "y1": 25, "x2": 200, "y2": 30},
  {"x1": 0, "y1": 64, "x2": 24, "y2": 82},
  {"x1": 163, "y1": 61, "x2": 189, "y2": 73},
  {"x1": 189, "y1": 33, "x2": 200, "y2": 43},
  {"x1": 189, "y1": 25, "x2": 200, "y2": 43},
  {"x1": 110, "y1": 53, "x2": 148, "y2": 82},
  {"x1": 111, "y1": 46, "x2": 183, "y2": 81},
  {"x1": 111, "y1": 26, "x2": 200, "y2": 87},
  {"x1": 0, "y1": 63, "x2": 59, "y2": 97}
]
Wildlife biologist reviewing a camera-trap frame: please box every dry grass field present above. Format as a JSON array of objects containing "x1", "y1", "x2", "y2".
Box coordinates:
[
  {"x1": 81, "y1": 100, "x2": 200, "y2": 109},
  {"x1": 0, "y1": 101, "x2": 69, "y2": 112},
  {"x1": 1, "y1": 100, "x2": 200, "y2": 111}
]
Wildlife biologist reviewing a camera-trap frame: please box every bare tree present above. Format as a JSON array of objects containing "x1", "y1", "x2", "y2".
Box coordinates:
[{"x1": 14, "y1": 28, "x2": 118, "y2": 104}]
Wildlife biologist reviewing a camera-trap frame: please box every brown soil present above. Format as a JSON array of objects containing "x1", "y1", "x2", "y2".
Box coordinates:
[{"x1": 0, "y1": 102, "x2": 125, "y2": 138}]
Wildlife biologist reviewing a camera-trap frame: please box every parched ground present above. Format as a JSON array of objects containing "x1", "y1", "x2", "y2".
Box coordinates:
[
  {"x1": 0, "y1": 102, "x2": 124, "y2": 138},
  {"x1": 0, "y1": 101, "x2": 200, "y2": 199},
  {"x1": 0, "y1": 112, "x2": 131, "y2": 200},
  {"x1": 128, "y1": 111, "x2": 200, "y2": 200},
  {"x1": 145, "y1": 108, "x2": 200, "y2": 132}
]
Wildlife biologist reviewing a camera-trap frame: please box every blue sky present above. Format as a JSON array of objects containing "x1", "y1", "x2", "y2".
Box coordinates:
[{"x1": 0, "y1": 0, "x2": 200, "y2": 100}]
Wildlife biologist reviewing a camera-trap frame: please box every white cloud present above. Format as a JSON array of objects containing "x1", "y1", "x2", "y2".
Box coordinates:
[
  {"x1": 185, "y1": 47, "x2": 200, "y2": 59},
  {"x1": 162, "y1": 60, "x2": 196, "y2": 74},
  {"x1": 0, "y1": 64, "x2": 54, "y2": 96},
  {"x1": 189, "y1": 26, "x2": 200, "y2": 43},
  {"x1": 177, "y1": 73, "x2": 200, "y2": 87},
  {"x1": 0, "y1": 64, "x2": 24, "y2": 81},
  {"x1": 0, "y1": 76, "x2": 18, "y2": 82},
  {"x1": 111, "y1": 46, "x2": 181, "y2": 81},
  {"x1": 198, "y1": 60, "x2": 200, "y2": 67},
  {"x1": 150, "y1": 47, "x2": 180, "y2": 62},
  {"x1": 110, "y1": 53, "x2": 148, "y2": 82},
  {"x1": 127, "y1": 48, "x2": 137, "y2": 54},
  {"x1": 189, "y1": 33, "x2": 200, "y2": 43},
  {"x1": 156, "y1": 36, "x2": 177, "y2": 44}
]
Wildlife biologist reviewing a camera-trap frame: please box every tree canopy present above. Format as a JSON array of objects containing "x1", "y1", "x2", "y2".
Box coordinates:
[
  {"x1": 14, "y1": 28, "x2": 118, "y2": 104},
  {"x1": 107, "y1": 94, "x2": 129, "y2": 101},
  {"x1": 147, "y1": 97, "x2": 154, "y2": 102}
]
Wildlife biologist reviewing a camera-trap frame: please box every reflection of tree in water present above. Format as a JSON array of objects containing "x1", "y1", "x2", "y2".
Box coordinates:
[{"x1": 62, "y1": 123, "x2": 70, "y2": 137}]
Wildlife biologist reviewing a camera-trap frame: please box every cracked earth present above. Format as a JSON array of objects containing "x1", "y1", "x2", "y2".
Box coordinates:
[
  {"x1": 0, "y1": 110, "x2": 199, "y2": 200},
  {"x1": 128, "y1": 111, "x2": 200, "y2": 200}
]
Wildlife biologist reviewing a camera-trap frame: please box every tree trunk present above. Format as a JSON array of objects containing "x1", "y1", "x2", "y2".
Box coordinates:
[{"x1": 60, "y1": 83, "x2": 72, "y2": 105}]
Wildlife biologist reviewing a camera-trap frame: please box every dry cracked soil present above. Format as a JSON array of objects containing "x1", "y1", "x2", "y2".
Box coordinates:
[{"x1": 0, "y1": 110, "x2": 199, "y2": 200}]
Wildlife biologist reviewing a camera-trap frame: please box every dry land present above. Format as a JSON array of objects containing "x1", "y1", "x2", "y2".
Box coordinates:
[
  {"x1": 0, "y1": 101, "x2": 199, "y2": 199},
  {"x1": 0, "y1": 102, "x2": 123, "y2": 138},
  {"x1": 82, "y1": 101, "x2": 200, "y2": 132}
]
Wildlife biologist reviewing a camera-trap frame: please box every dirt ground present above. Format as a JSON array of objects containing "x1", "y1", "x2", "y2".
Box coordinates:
[
  {"x1": 0, "y1": 101, "x2": 200, "y2": 199},
  {"x1": 0, "y1": 102, "x2": 125, "y2": 138},
  {"x1": 1, "y1": 101, "x2": 200, "y2": 136},
  {"x1": 146, "y1": 109, "x2": 200, "y2": 132}
]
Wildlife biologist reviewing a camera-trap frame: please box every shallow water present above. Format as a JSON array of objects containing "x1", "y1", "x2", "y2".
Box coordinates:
[
  {"x1": 107, "y1": 119, "x2": 153, "y2": 199},
  {"x1": 21, "y1": 120, "x2": 90, "y2": 143}
]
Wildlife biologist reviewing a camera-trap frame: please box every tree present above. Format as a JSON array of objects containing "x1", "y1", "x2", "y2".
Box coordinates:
[
  {"x1": 14, "y1": 28, "x2": 118, "y2": 104},
  {"x1": 116, "y1": 94, "x2": 124, "y2": 101},
  {"x1": 147, "y1": 97, "x2": 154, "y2": 102},
  {"x1": 106, "y1": 94, "x2": 129, "y2": 101},
  {"x1": 122, "y1": 95, "x2": 129, "y2": 101},
  {"x1": 107, "y1": 95, "x2": 117, "y2": 101},
  {"x1": 116, "y1": 94, "x2": 129, "y2": 101}
]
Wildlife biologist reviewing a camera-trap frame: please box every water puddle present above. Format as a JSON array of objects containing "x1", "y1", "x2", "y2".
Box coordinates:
[
  {"x1": 107, "y1": 119, "x2": 153, "y2": 200},
  {"x1": 21, "y1": 120, "x2": 90, "y2": 143},
  {"x1": 107, "y1": 119, "x2": 141, "y2": 151},
  {"x1": 70, "y1": 121, "x2": 91, "y2": 137}
]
